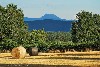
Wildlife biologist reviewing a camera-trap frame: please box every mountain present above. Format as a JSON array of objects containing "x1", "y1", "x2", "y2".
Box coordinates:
[
  {"x1": 24, "y1": 14, "x2": 66, "y2": 21},
  {"x1": 40, "y1": 14, "x2": 61, "y2": 20},
  {"x1": 25, "y1": 19, "x2": 73, "y2": 32},
  {"x1": 24, "y1": 14, "x2": 74, "y2": 32},
  {"x1": 24, "y1": 17, "x2": 39, "y2": 21}
]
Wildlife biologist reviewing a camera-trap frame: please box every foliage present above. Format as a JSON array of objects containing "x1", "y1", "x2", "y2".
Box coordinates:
[
  {"x1": 0, "y1": 4, "x2": 28, "y2": 50},
  {"x1": 26, "y1": 29, "x2": 48, "y2": 52},
  {"x1": 1, "y1": 4, "x2": 100, "y2": 52},
  {"x1": 47, "y1": 32, "x2": 71, "y2": 42},
  {"x1": 71, "y1": 11, "x2": 100, "y2": 50}
]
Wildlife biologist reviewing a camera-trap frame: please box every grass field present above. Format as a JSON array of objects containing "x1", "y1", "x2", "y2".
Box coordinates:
[{"x1": 0, "y1": 51, "x2": 100, "y2": 67}]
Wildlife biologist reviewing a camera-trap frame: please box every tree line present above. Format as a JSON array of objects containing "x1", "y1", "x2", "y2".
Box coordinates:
[{"x1": 0, "y1": 4, "x2": 100, "y2": 52}]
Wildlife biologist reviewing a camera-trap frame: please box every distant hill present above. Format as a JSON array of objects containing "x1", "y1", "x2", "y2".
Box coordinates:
[
  {"x1": 41, "y1": 14, "x2": 61, "y2": 20},
  {"x1": 24, "y1": 17, "x2": 39, "y2": 21},
  {"x1": 25, "y1": 19, "x2": 73, "y2": 32},
  {"x1": 24, "y1": 14, "x2": 67, "y2": 21},
  {"x1": 24, "y1": 14, "x2": 74, "y2": 32}
]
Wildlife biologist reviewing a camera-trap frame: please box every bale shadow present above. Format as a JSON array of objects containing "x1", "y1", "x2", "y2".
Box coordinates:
[{"x1": 0, "y1": 55, "x2": 14, "y2": 59}]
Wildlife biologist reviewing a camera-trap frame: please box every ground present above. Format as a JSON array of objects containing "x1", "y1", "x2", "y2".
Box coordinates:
[{"x1": 0, "y1": 51, "x2": 100, "y2": 67}]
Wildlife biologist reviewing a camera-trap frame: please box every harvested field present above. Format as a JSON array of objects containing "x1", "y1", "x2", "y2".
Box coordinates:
[{"x1": 0, "y1": 51, "x2": 100, "y2": 67}]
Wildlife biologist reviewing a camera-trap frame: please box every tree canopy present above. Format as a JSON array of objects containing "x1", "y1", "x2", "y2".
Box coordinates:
[
  {"x1": 71, "y1": 11, "x2": 100, "y2": 50},
  {"x1": 0, "y1": 4, "x2": 100, "y2": 52},
  {"x1": 0, "y1": 4, "x2": 28, "y2": 50}
]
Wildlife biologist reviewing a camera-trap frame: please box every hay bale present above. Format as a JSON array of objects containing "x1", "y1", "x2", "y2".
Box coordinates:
[
  {"x1": 48, "y1": 50, "x2": 55, "y2": 53},
  {"x1": 28, "y1": 47, "x2": 38, "y2": 56},
  {"x1": 48, "y1": 50, "x2": 60, "y2": 53},
  {"x1": 54, "y1": 50, "x2": 60, "y2": 53},
  {"x1": 11, "y1": 46, "x2": 26, "y2": 59}
]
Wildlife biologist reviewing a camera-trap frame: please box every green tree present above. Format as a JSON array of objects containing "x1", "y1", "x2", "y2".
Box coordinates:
[
  {"x1": 0, "y1": 4, "x2": 28, "y2": 51},
  {"x1": 27, "y1": 29, "x2": 48, "y2": 52},
  {"x1": 71, "y1": 11, "x2": 100, "y2": 50},
  {"x1": 47, "y1": 32, "x2": 71, "y2": 42}
]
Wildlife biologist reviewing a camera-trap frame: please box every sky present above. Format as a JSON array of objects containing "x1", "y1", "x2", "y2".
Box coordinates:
[{"x1": 0, "y1": 0, "x2": 100, "y2": 20}]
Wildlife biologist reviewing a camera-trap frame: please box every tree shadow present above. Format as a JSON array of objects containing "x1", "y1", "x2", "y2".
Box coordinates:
[
  {"x1": 0, "y1": 64, "x2": 79, "y2": 67},
  {"x1": 56, "y1": 53, "x2": 100, "y2": 56},
  {"x1": 0, "y1": 64, "x2": 100, "y2": 67},
  {"x1": 1, "y1": 53, "x2": 100, "y2": 60},
  {"x1": 26, "y1": 56, "x2": 100, "y2": 60}
]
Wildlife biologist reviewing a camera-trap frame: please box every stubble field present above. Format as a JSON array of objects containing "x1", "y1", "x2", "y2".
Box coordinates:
[{"x1": 0, "y1": 51, "x2": 100, "y2": 67}]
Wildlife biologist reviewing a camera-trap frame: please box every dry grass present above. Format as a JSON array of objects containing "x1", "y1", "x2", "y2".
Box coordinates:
[{"x1": 0, "y1": 51, "x2": 100, "y2": 67}]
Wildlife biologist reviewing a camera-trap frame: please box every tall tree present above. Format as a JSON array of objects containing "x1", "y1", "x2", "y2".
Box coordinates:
[
  {"x1": 71, "y1": 11, "x2": 100, "y2": 45},
  {"x1": 0, "y1": 4, "x2": 28, "y2": 50}
]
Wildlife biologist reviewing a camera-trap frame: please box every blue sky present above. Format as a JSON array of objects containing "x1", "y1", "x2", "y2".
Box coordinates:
[{"x1": 0, "y1": 0, "x2": 100, "y2": 19}]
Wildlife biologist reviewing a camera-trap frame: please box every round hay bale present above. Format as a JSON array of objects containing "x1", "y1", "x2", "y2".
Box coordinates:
[
  {"x1": 54, "y1": 50, "x2": 60, "y2": 53},
  {"x1": 28, "y1": 47, "x2": 38, "y2": 56},
  {"x1": 11, "y1": 46, "x2": 26, "y2": 59}
]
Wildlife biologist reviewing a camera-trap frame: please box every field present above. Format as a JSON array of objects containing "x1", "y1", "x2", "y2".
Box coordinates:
[{"x1": 0, "y1": 51, "x2": 100, "y2": 67}]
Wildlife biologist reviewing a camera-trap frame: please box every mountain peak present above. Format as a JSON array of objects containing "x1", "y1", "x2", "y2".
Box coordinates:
[
  {"x1": 24, "y1": 14, "x2": 68, "y2": 21},
  {"x1": 41, "y1": 14, "x2": 61, "y2": 20}
]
